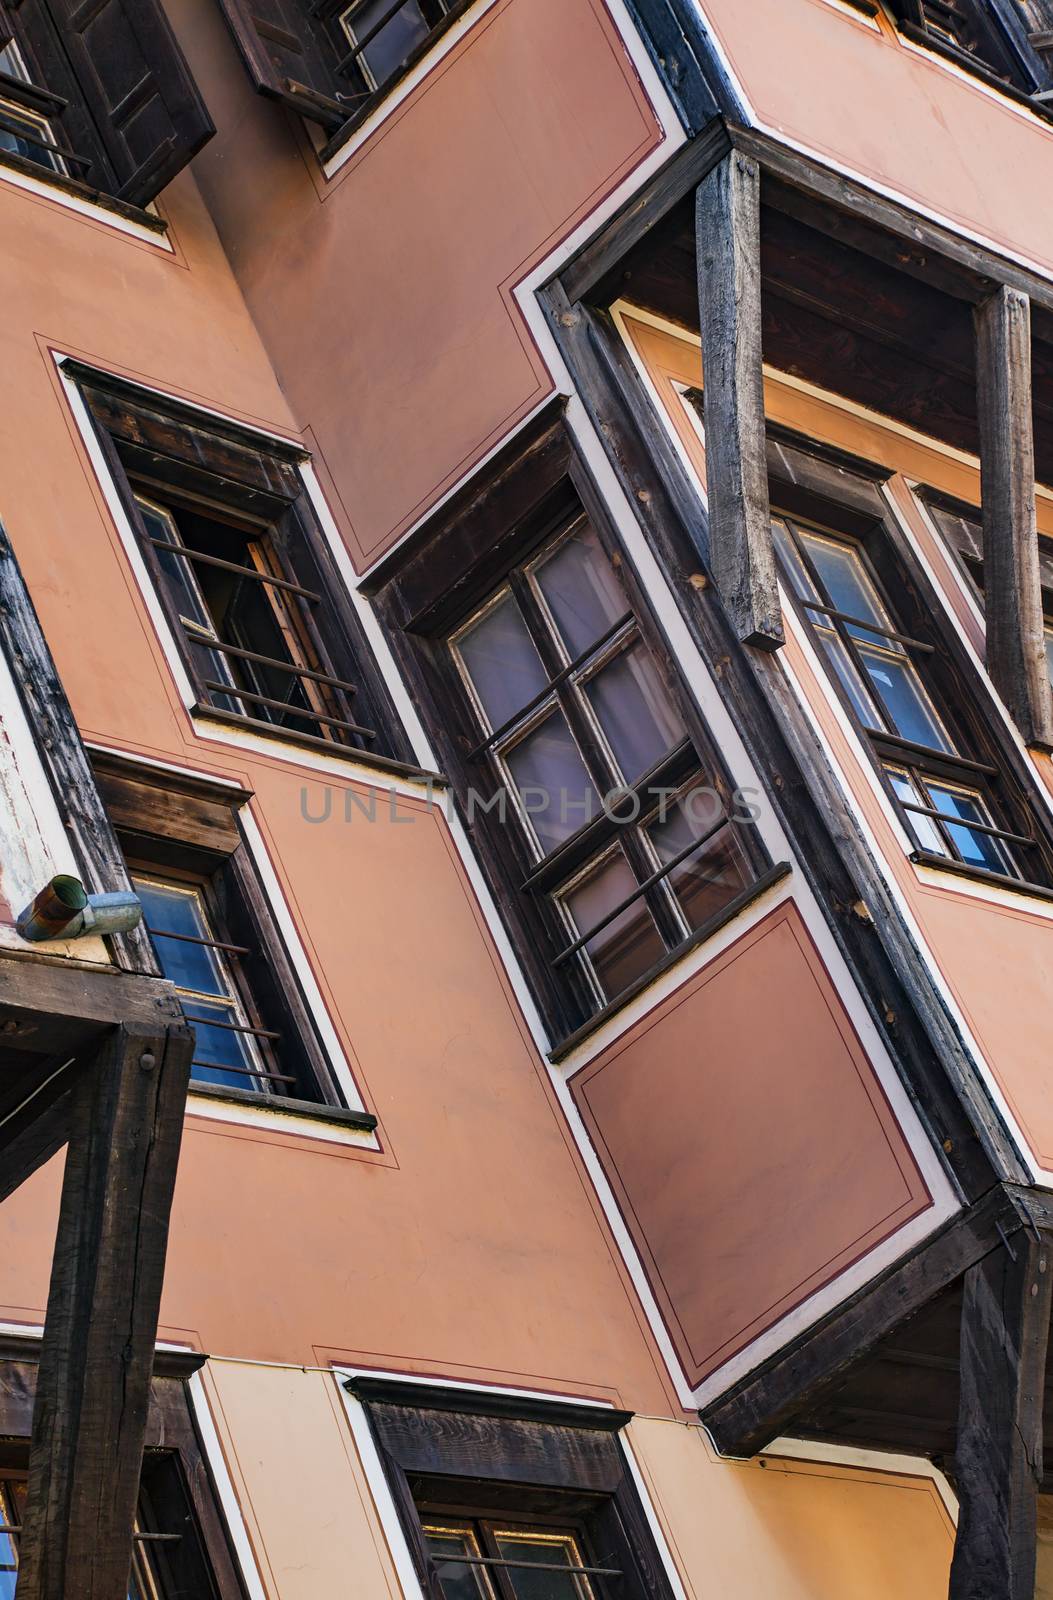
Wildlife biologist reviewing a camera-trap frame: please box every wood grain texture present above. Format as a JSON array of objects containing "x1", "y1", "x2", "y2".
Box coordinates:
[
  {"x1": 950, "y1": 1233, "x2": 1053, "y2": 1599},
  {"x1": 16, "y1": 1019, "x2": 193, "y2": 1600},
  {"x1": 695, "y1": 153, "x2": 783, "y2": 650},
  {"x1": 975, "y1": 286, "x2": 1053, "y2": 748}
]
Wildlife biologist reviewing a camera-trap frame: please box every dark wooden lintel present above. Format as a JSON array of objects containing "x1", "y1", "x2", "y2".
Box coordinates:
[
  {"x1": 0, "y1": 951, "x2": 181, "y2": 1057},
  {"x1": 700, "y1": 1184, "x2": 1040, "y2": 1458}
]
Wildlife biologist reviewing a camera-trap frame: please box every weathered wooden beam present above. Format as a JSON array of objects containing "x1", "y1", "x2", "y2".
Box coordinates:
[
  {"x1": 974, "y1": 286, "x2": 1053, "y2": 749},
  {"x1": 950, "y1": 1230, "x2": 1053, "y2": 1599},
  {"x1": 0, "y1": 1065, "x2": 77, "y2": 1205},
  {"x1": 16, "y1": 1019, "x2": 193, "y2": 1600},
  {"x1": 0, "y1": 952, "x2": 181, "y2": 1057},
  {"x1": 699, "y1": 1185, "x2": 1030, "y2": 1456},
  {"x1": 695, "y1": 151, "x2": 783, "y2": 651}
]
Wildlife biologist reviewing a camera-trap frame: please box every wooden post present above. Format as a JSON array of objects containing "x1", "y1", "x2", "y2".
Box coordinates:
[
  {"x1": 696, "y1": 151, "x2": 783, "y2": 651},
  {"x1": 15, "y1": 1019, "x2": 193, "y2": 1600},
  {"x1": 949, "y1": 1232, "x2": 1053, "y2": 1600},
  {"x1": 974, "y1": 285, "x2": 1053, "y2": 748}
]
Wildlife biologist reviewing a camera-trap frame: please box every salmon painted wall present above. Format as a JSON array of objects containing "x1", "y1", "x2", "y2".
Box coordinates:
[
  {"x1": 700, "y1": 0, "x2": 1053, "y2": 277},
  {"x1": 202, "y1": 1362, "x2": 955, "y2": 1599},
  {"x1": 619, "y1": 307, "x2": 1053, "y2": 1179},
  {"x1": 164, "y1": 0, "x2": 664, "y2": 570}
]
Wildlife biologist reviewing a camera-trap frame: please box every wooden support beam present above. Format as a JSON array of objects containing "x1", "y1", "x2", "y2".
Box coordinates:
[
  {"x1": 975, "y1": 286, "x2": 1053, "y2": 749},
  {"x1": 15, "y1": 1019, "x2": 193, "y2": 1600},
  {"x1": 950, "y1": 1230, "x2": 1053, "y2": 1599},
  {"x1": 695, "y1": 152, "x2": 783, "y2": 651}
]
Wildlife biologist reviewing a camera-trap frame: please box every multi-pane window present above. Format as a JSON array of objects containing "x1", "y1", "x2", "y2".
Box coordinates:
[
  {"x1": 424, "y1": 1518, "x2": 608, "y2": 1600},
  {"x1": 886, "y1": 0, "x2": 1053, "y2": 99},
  {"x1": 449, "y1": 515, "x2": 765, "y2": 1022},
  {"x1": 774, "y1": 513, "x2": 1036, "y2": 879},
  {"x1": 337, "y1": 0, "x2": 457, "y2": 96},
  {"x1": 75, "y1": 366, "x2": 414, "y2": 777},
  {"x1": 0, "y1": 0, "x2": 212, "y2": 205}
]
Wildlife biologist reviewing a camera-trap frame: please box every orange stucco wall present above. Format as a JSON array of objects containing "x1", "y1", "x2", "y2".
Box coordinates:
[{"x1": 621, "y1": 307, "x2": 1053, "y2": 1176}]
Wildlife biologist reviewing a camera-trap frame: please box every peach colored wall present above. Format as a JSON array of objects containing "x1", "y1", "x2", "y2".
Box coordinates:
[
  {"x1": 571, "y1": 902, "x2": 931, "y2": 1386},
  {"x1": 622, "y1": 308, "x2": 1053, "y2": 1176},
  {"x1": 166, "y1": 0, "x2": 663, "y2": 570},
  {"x1": 702, "y1": 0, "x2": 1053, "y2": 278},
  {"x1": 202, "y1": 1362, "x2": 956, "y2": 1600}
]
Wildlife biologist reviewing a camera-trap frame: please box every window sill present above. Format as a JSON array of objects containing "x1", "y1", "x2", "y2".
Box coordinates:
[
  {"x1": 188, "y1": 1079, "x2": 378, "y2": 1131},
  {"x1": 549, "y1": 861, "x2": 793, "y2": 1063},
  {"x1": 910, "y1": 850, "x2": 1053, "y2": 905},
  {"x1": 0, "y1": 145, "x2": 168, "y2": 235},
  {"x1": 192, "y1": 704, "x2": 447, "y2": 787}
]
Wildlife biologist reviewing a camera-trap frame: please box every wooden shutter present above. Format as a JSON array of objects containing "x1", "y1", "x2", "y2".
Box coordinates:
[
  {"x1": 36, "y1": 0, "x2": 213, "y2": 206},
  {"x1": 215, "y1": 0, "x2": 348, "y2": 128}
]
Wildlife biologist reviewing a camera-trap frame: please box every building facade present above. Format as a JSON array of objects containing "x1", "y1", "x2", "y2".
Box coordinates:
[{"x1": 1, "y1": 0, "x2": 1052, "y2": 1594}]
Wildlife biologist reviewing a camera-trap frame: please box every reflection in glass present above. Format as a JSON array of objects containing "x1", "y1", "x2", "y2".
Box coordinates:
[
  {"x1": 424, "y1": 1526, "x2": 496, "y2": 1600},
  {"x1": 561, "y1": 851, "x2": 665, "y2": 1001},
  {"x1": 647, "y1": 788, "x2": 751, "y2": 930},
  {"x1": 884, "y1": 766, "x2": 1013, "y2": 876},
  {"x1": 457, "y1": 594, "x2": 549, "y2": 732},
  {"x1": 584, "y1": 641, "x2": 684, "y2": 781},
  {"x1": 533, "y1": 521, "x2": 625, "y2": 658},
  {"x1": 493, "y1": 1531, "x2": 594, "y2": 1600},
  {"x1": 340, "y1": 0, "x2": 430, "y2": 89},
  {"x1": 505, "y1": 713, "x2": 598, "y2": 854},
  {"x1": 0, "y1": 44, "x2": 64, "y2": 174}
]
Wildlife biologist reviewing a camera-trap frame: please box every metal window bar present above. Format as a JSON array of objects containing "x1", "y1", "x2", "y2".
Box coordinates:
[
  {"x1": 0, "y1": 107, "x2": 88, "y2": 168},
  {"x1": 466, "y1": 611, "x2": 634, "y2": 761},
  {"x1": 181, "y1": 1014, "x2": 281, "y2": 1041},
  {"x1": 145, "y1": 925, "x2": 253, "y2": 958},
  {"x1": 146, "y1": 537, "x2": 322, "y2": 603},
  {"x1": 190, "y1": 1057, "x2": 297, "y2": 1085},
  {"x1": 800, "y1": 599, "x2": 936, "y2": 654},
  {"x1": 335, "y1": 0, "x2": 424, "y2": 71},
  {"x1": 201, "y1": 680, "x2": 377, "y2": 741},
  {"x1": 184, "y1": 631, "x2": 362, "y2": 696},
  {"x1": 551, "y1": 810, "x2": 735, "y2": 968},
  {"x1": 869, "y1": 728, "x2": 1000, "y2": 777},
  {"x1": 0, "y1": 1525, "x2": 180, "y2": 1544},
  {"x1": 898, "y1": 800, "x2": 1036, "y2": 849},
  {"x1": 430, "y1": 1555, "x2": 621, "y2": 1578}
]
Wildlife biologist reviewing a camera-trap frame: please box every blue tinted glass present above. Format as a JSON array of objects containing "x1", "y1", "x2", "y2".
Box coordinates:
[
  {"x1": 179, "y1": 998, "x2": 258, "y2": 1089},
  {"x1": 345, "y1": 0, "x2": 429, "y2": 86},
  {"x1": 855, "y1": 642, "x2": 953, "y2": 751},
  {"x1": 924, "y1": 783, "x2": 1013, "y2": 876},
  {"x1": 885, "y1": 767, "x2": 946, "y2": 855},
  {"x1": 133, "y1": 880, "x2": 226, "y2": 996}
]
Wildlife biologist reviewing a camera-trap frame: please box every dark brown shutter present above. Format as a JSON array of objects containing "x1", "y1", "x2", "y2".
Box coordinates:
[
  {"x1": 36, "y1": 0, "x2": 213, "y2": 206},
  {"x1": 215, "y1": 0, "x2": 348, "y2": 128},
  {"x1": 0, "y1": 0, "x2": 115, "y2": 191}
]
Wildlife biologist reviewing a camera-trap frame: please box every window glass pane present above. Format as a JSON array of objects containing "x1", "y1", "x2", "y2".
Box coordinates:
[
  {"x1": 813, "y1": 626, "x2": 883, "y2": 726},
  {"x1": 176, "y1": 996, "x2": 258, "y2": 1089},
  {"x1": 493, "y1": 1530, "x2": 594, "y2": 1600},
  {"x1": 885, "y1": 766, "x2": 946, "y2": 856},
  {"x1": 1045, "y1": 626, "x2": 1053, "y2": 687},
  {"x1": 0, "y1": 100, "x2": 61, "y2": 170},
  {"x1": 457, "y1": 595, "x2": 549, "y2": 732},
  {"x1": 533, "y1": 522, "x2": 625, "y2": 658},
  {"x1": 854, "y1": 639, "x2": 953, "y2": 752},
  {"x1": 923, "y1": 779, "x2": 1015, "y2": 876},
  {"x1": 647, "y1": 787, "x2": 752, "y2": 930},
  {"x1": 136, "y1": 498, "x2": 242, "y2": 715},
  {"x1": 583, "y1": 641, "x2": 685, "y2": 781},
  {"x1": 0, "y1": 1483, "x2": 21, "y2": 1599},
  {"x1": 424, "y1": 1526, "x2": 496, "y2": 1600},
  {"x1": 504, "y1": 712, "x2": 598, "y2": 854},
  {"x1": 133, "y1": 880, "x2": 226, "y2": 997},
  {"x1": 796, "y1": 530, "x2": 886, "y2": 631},
  {"x1": 560, "y1": 851, "x2": 665, "y2": 1001},
  {"x1": 341, "y1": 0, "x2": 430, "y2": 88}
]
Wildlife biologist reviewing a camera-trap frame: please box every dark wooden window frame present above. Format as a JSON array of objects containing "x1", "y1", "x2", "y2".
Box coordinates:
[
  {"x1": 367, "y1": 402, "x2": 780, "y2": 1049},
  {"x1": 68, "y1": 360, "x2": 429, "y2": 784},
  {"x1": 766, "y1": 430, "x2": 1053, "y2": 899},
  {"x1": 0, "y1": 1341, "x2": 246, "y2": 1600},
  {"x1": 345, "y1": 1377, "x2": 675, "y2": 1600},
  {"x1": 91, "y1": 746, "x2": 378, "y2": 1128},
  {"x1": 886, "y1": 0, "x2": 1053, "y2": 109},
  {"x1": 917, "y1": 481, "x2": 1053, "y2": 623}
]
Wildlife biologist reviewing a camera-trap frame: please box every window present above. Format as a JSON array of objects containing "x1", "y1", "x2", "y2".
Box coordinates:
[
  {"x1": 73, "y1": 364, "x2": 418, "y2": 779},
  {"x1": 0, "y1": 0, "x2": 212, "y2": 207},
  {"x1": 92, "y1": 748, "x2": 377, "y2": 1120},
  {"x1": 886, "y1": 1, "x2": 1053, "y2": 103},
  {"x1": 0, "y1": 1350, "x2": 245, "y2": 1600},
  {"x1": 215, "y1": 0, "x2": 474, "y2": 154},
  {"x1": 371, "y1": 407, "x2": 778, "y2": 1044},
  {"x1": 771, "y1": 458, "x2": 1053, "y2": 891},
  {"x1": 347, "y1": 1378, "x2": 674, "y2": 1600}
]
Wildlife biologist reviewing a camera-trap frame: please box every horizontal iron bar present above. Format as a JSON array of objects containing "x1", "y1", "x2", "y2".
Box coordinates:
[
  {"x1": 185, "y1": 631, "x2": 360, "y2": 695},
  {"x1": 0, "y1": 109, "x2": 89, "y2": 168},
  {"x1": 429, "y1": 1553, "x2": 622, "y2": 1578},
  {"x1": 191, "y1": 1058, "x2": 297, "y2": 1085},
  {"x1": 900, "y1": 800, "x2": 1036, "y2": 849},
  {"x1": 335, "y1": 0, "x2": 414, "y2": 69},
  {"x1": 146, "y1": 925, "x2": 252, "y2": 957},
  {"x1": 203, "y1": 682, "x2": 377, "y2": 740},
  {"x1": 552, "y1": 812, "x2": 734, "y2": 968},
  {"x1": 802, "y1": 599, "x2": 935, "y2": 653},
  {"x1": 147, "y1": 537, "x2": 321, "y2": 602},
  {"x1": 182, "y1": 1013, "x2": 281, "y2": 1041},
  {"x1": 466, "y1": 612, "x2": 635, "y2": 761}
]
